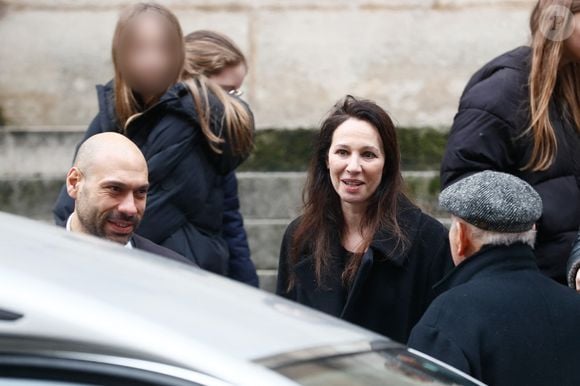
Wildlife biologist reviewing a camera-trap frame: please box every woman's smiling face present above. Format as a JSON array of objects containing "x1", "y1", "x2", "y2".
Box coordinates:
[{"x1": 327, "y1": 117, "x2": 385, "y2": 207}]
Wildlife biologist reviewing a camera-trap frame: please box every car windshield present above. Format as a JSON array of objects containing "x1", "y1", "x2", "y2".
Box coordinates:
[{"x1": 274, "y1": 348, "x2": 484, "y2": 386}]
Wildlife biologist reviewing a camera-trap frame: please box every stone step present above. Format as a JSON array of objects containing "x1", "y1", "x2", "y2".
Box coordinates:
[
  {"x1": 237, "y1": 170, "x2": 444, "y2": 219},
  {"x1": 0, "y1": 171, "x2": 443, "y2": 220},
  {"x1": 257, "y1": 269, "x2": 278, "y2": 294},
  {"x1": 0, "y1": 128, "x2": 447, "y2": 293}
]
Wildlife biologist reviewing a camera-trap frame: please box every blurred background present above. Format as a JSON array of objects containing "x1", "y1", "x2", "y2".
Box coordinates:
[{"x1": 0, "y1": 0, "x2": 536, "y2": 289}]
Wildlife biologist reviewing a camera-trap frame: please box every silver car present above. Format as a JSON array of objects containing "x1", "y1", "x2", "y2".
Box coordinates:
[{"x1": 0, "y1": 212, "x2": 485, "y2": 386}]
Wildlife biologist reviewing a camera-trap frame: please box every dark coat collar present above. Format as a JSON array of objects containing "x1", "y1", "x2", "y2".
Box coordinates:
[
  {"x1": 293, "y1": 197, "x2": 424, "y2": 317},
  {"x1": 294, "y1": 196, "x2": 423, "y2": 272},
  {"x1": 369, "y1": 198, "x2": 423, "y2": 267},
  {"x1": 433, "y1": 243, "x2": 539, "y2": 296},
  {"x1": 95, "y1": 80, "x2": 246, "y2": 176}
]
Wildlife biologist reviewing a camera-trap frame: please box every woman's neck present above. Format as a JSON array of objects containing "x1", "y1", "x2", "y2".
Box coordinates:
[
  {"x1": 342, "y1": 202, "x2": 365, "y2": 231},
  {"x1": 341, "y1": 202, "x2": 370, "y2": 252},
  {"x1": 135, "y1": 92, "x2": 159, "y2": 109}
]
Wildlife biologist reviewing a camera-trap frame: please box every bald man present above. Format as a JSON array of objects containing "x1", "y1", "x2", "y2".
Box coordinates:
[{"x1": 64, "y1": 133, "x2": 190, "y2": 264}]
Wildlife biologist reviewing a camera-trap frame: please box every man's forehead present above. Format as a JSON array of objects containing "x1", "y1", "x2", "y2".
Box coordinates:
[{"x1": 92, "y1": 168, "x2": 149, "y2": 187}]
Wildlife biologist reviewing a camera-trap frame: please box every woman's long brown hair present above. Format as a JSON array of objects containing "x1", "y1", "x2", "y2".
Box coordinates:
[
  {"x1": 287, "y1": 96, "x2": 409, "y2": 290},
  {"x1": 111, "y1": 2, "x2": 184, "y2": 130},
  {"x1": 183, "y1": 30, "x2": 254, "y2": 156},
  {"x1": 526, "y1": 0, "x2": 580, "y2": 171}
]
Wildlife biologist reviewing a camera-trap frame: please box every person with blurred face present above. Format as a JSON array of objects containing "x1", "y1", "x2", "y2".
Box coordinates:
[
  {"x1": 440, "y1": 0, "x2": 580, "y2": 286},
  {"x1": 277, "y1": 96, "x2": 453, "y2": 344},
  {"x1": 66, "y1": 132, "x2": 190, "y2": 264},
  {"x1": 408, "y1": 171, "x2": 580, "y2": 386},
  {"x1": 182, "y1": 30, "x2": 258, "y2": 287},
  {"x1": 54, "y1": 3, "x2": 254, "y2": 275}
]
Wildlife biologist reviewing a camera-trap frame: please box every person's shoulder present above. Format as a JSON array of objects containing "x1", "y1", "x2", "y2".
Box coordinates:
[
  {"x1": 418, "y1": 211, "x2": 448, "y2": 235},
  {"x1": 459, "y1": 46, "x2": 530, "y2": 122},
  {"x1": 538, "y1": 272, "x2": 580, "y2": 310},
  {"x1": 423, "y1": 282, "x2": 485, "y2": 325},
  {"x1": 398, "y1": 197, "x2": 447, "y2": 239},
  {"x1": 282, "y1": 216, "x2": 303, "y2": 242},
  {"x1": 463, "y1": 46, "x2": 530, "y2": 95},
  {"x1": 136, "y1": 87, "x2": 198, "y2": 146},
  {"x1": 90, "y1": 79, "x2": 119, "y2": 133},
  {"x1": 132, "y1": 234, "x2": 194, "y2": 266}
]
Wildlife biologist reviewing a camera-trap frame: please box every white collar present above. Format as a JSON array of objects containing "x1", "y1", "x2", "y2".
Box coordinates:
[{"x1": 66, "y1": 215, "x2": 133, "y2": 249}]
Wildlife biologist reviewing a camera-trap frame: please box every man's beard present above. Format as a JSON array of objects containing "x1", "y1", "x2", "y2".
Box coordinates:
[{"x1": 77, "y1": 202, "x2": 140, "y2": 245}]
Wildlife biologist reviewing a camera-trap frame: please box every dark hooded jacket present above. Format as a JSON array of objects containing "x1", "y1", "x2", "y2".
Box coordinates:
[
  {"x1": 53, "y1": 81, "x2": 255, "y2": 276},
  {"x1": 440, "y1": 46, "x2": 580, "y2": 284}
]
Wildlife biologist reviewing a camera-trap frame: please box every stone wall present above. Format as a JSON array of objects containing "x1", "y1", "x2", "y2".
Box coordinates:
[
  {"x1": 1, "y1": 0, "x2": 536, "y2": 129},
  {"x1": 0, "y1": 0, "x2": 539, "y2": 291}
]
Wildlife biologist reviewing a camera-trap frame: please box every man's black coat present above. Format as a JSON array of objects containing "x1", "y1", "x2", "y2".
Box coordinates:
[{"x1": 409, "y1": 243, "x2": 580, "y2": 386}]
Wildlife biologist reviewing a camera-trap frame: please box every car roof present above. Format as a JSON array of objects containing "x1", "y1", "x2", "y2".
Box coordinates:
[{"x1": 0, "y1": 212, "x2": 390, "y2": 385}]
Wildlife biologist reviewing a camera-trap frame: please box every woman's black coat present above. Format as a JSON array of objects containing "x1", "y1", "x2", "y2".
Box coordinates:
[
  {"x1": 440, "y1": 46, "x2": 580, "y2": 284},
  {"x1": 276, "y1": 198, "x2": 453, "y2": 344},
  {"x1": 53, "y1": 81, "x2": 254, "y2": 275}
]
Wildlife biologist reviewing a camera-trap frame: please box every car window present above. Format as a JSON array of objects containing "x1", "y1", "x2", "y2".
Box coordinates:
[{"x1": 274, "y1": 348, "x2": 484, "y2": 386}]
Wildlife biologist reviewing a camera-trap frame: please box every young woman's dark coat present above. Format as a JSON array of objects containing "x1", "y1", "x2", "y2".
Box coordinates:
[
  {"x1": 440, "y1": 46, "x2": 580, "y2": 284},
  {"x1": 53, "y1": 81, "x2": 257, "y2": 278}
]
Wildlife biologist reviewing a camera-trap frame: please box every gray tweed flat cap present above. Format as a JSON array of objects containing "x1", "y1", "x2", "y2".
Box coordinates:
[{"x1": 439, "y1": 171, "x2": 542, "y2": 233}]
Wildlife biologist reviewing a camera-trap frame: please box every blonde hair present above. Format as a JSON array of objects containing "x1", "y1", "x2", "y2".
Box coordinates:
[
  {"x1": 182, "y1": 30, "x2": 253, "y2": 156},
  {"x1": 184, "y1": 30, "x2": 246, "y2": 76},
  {"x1": 526, "y1": 0, "x2": 580, "y2": 171},
  {"x1": 112, "y1": 2, "x2": 185, "y2": 130}
]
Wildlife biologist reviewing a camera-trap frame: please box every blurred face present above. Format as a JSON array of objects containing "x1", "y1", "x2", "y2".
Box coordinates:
[
  {"x1": 327, "y1": 118, "x2": 385, "y2": 208},
  {"x1": 563, "y1": 13, "x2": 580, "y2": 64},
  {"x1": 68, "y1": 157, "x2": 149, "y2": 245},
  {"x1": 209, "y1": 62, "x2": 247, "y2": 94},
  {"x1": 120, "y1": 11, "x2": 182, "y2": 99}
]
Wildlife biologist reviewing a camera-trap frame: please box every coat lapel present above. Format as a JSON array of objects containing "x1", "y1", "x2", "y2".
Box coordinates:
[
  {"x1": 342, "y1": 199, "x2": 423, "y2": 317},
  {"x1": 341, "y1": 248, "x2": 374, "y2": 318}
]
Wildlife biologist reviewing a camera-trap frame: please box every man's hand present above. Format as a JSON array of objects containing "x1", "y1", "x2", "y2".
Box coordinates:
[{"x1": 576, "y1": 269, "x2": 580, "y2": 292}]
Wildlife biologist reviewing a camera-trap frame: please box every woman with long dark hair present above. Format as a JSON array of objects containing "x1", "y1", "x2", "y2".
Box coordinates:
[
  {"x1": 53, "y1": 3, "x2": 254, "y2": 274},
  {"x1": 441, "y1": 0, "x2": 580, "y2": 285},
  {"x1": 276, "y1": 96, "x2": 452, "y2": 344}
]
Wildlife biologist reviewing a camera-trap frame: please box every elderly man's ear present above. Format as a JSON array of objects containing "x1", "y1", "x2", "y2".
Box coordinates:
[
  {"x1": 450, "y1": 219, "x2": 474, "y2": 266},
  {"x1": 66, "y1": 167, "x2": 83, "y2": 200}
]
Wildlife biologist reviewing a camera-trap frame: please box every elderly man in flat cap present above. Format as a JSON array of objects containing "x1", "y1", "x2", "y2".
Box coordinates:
[{"x1": 408, "y1": 171, "x2": 580, "y2": 386}]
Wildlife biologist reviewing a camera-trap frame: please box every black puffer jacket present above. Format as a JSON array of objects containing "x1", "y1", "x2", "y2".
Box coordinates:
[
  {"x1": 440, "y1": 46, "x2": 580, "y2": 284},
  {"x1": 53, "y1": 81, "x2": 253, "y2": 274}
]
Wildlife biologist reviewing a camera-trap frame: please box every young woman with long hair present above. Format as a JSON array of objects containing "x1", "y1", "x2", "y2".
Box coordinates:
[
  {"x1": 276, "y1": 96, "x2": 452, "y2": 344},
  {"x1": 441, "y1": 0, "x2": 580, "y2": 285},
  {"x1": 53, "y1": 2, "x2": 254, "y2": 275},
  {"x1": 182, "y1": 29, "x2": 258, "y2": 286}
]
